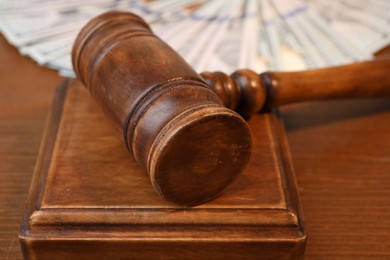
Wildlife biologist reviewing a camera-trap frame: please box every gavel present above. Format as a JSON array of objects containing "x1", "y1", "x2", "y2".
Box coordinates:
[{"x1": 72, "y1": 11, "x2": 390, "y2": 206}]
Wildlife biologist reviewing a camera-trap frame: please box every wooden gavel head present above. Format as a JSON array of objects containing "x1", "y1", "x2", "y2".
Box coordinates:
[{"x1": 72, "y1": 11, "x2": 252, "y2": 206}]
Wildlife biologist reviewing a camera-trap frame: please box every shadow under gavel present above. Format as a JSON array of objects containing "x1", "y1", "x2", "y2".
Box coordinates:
[{"x1": 72, "y1": 11, "x2": 390, "y2": 206}]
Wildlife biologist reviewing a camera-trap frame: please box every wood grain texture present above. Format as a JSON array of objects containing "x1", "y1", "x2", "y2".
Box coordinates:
[
  {"x1": 72, "y1": 11, "x2": 252, "y2": 206},
  {"x1": 202, "y1": 57, "x2": 390, "y2": 118},
  {"x1": 265, "y1": 57, "x2": 390, "y2": 106},
  {"x1": 1, "y1": 29, "x2": 390, "y2": 259},
  {"x1": 0, "y1": 35, "x2": 62, "y2": 259},
  {"x1": 19, "y1": 80, "x2": 305, "y2": 259},
  {"x1": 281, "y1": 99, "x2": 390, "y2": 259}
]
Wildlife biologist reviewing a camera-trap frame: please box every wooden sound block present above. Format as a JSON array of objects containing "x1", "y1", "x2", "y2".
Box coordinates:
[{"x1": 19, "y1": 80, "x2": 306, "y2": 259}]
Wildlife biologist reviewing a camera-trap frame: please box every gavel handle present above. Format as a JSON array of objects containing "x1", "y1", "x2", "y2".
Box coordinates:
[{"x1": 201, "y1": 56, "x2": 390, "y2": 118}]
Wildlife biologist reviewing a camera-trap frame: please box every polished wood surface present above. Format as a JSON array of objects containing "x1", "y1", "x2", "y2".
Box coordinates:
[
  {"x1": 0, "y1": 35, "x2": 62, "y2": 260},
  {"x1": 19, "y1": 80, "x2": 305, "y2": 259},
  {"x1": 281, "y1": 99, "x2": 390, "y2": 259},
  {"x1": 202, "y1": 57, "x2": 390, "y2": 118},
  {"x1": 1, "y1": 35, "x2": 390, "y2": 258},
  {"x1": 72, "y1": 11, "x2": 252, "y2": 206}
]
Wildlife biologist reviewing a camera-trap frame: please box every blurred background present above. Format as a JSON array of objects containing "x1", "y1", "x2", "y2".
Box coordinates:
[{"x1": 1, "y1": 0, "x2": 390, "y2": 77}]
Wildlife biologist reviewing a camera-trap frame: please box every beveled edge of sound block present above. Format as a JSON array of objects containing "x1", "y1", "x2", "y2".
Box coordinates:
[{"x1": 19, "y1": 80, "x2": 306, "y2": 259}]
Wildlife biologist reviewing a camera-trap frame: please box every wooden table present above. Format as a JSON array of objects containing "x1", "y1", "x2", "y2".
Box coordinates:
[{"x1": 1, "y1": 35, "x2": 389, "y2": 259}]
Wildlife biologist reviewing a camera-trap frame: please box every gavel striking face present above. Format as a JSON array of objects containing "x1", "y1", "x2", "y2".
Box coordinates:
[
  {"x1": 72, "y1": 11, "x2": 252, "y2": 206},
  {"x1": 72, "y1": 11, "x2": 390, "y2": 206}
]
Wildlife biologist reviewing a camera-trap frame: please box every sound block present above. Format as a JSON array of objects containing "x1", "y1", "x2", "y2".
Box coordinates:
[{"x1": 19, "y1": 80, "x2": 306, "y2": 259}]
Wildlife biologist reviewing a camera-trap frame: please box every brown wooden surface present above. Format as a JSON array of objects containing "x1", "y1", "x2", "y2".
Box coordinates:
[
  {"x1": 19, "y1": 80, "x2": 305, "y2": 259},
  {"x1": 1, "y1": 33, "x2": 390, "y2": 258},
  {"x1": 0, "y1": 35, "x2": 62, "y2": 260},
  {"x1": 281, "y1": 99, "x2": 390, "y2": 259}
]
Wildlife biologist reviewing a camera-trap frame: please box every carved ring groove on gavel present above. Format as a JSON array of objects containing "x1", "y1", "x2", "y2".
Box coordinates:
[{"x1": 72, "y1": 11, "x2": 390, "y2": 206}]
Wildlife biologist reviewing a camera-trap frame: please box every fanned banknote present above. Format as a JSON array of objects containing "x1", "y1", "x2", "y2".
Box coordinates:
[{"x1": 0, "y1": 0, "x2": 388, "y2": 78}]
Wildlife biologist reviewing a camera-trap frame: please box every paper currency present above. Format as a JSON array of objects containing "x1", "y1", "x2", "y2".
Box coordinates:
[{"x1": 0, "y1": 0, "x2": 389, "y2": 78}]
